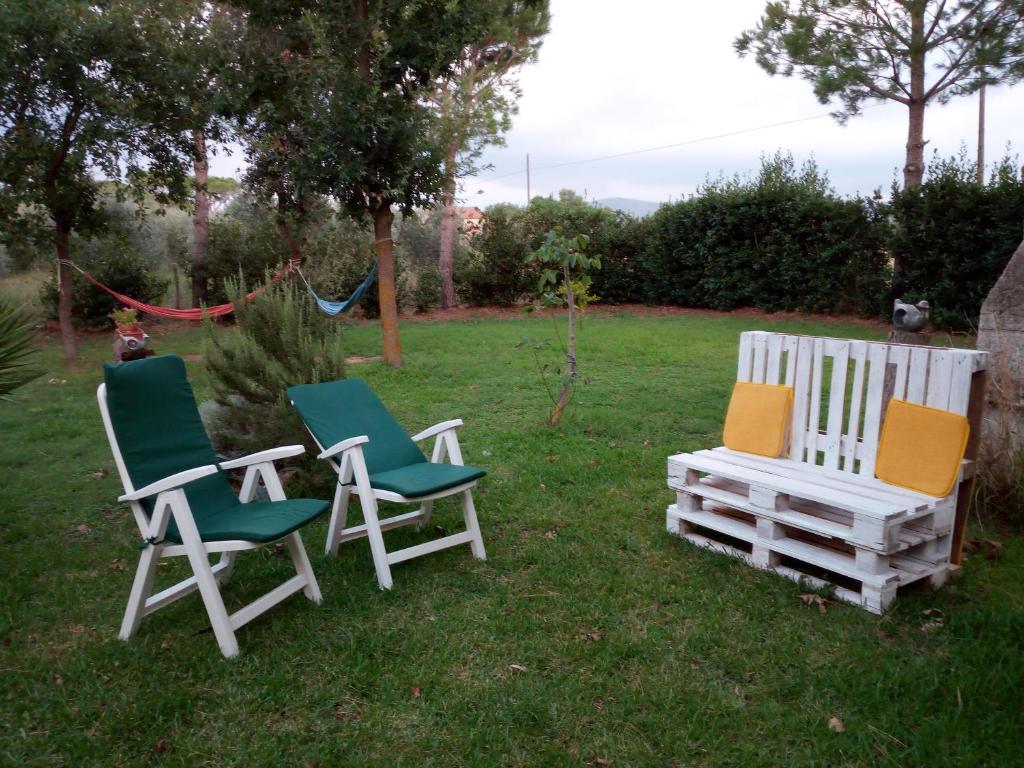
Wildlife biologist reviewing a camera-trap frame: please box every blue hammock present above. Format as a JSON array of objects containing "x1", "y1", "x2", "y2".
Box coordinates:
[{"x1": 297, "y1": 264, "x2": 377, "y2": 316}]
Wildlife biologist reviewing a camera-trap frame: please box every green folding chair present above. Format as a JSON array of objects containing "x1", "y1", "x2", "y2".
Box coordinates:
[
  {"x1": 288, "y1": 379, "x2": 487, "y2": 590},
  {"x1": 98, "y1": 355, "x2": 329, "y2": 658}
]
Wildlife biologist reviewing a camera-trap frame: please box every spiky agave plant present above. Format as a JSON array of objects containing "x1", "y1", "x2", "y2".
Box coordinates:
[{"x1": 0, "y1": 299, "x2": 41, "y2": 400}]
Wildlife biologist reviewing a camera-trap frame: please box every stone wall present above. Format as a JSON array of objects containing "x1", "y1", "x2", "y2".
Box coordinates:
[{"x1": 976, "y1": 238, "x2": 1024, "y2": 471}]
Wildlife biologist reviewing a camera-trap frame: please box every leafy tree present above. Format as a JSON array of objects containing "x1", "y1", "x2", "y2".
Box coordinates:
[
  {"x1": 429, "y1": 0, "x2": 549, "y2": 308},
  {"x1": 175, "y1": 4, "x2": 242, "y2": 307},
  {"x1": 526, "y1": 230, "x2": 600, "y2": 426},
  {"x1": 0, "y1": 0, "x2": 196, "y2": 357},
  {"x1": 736, "y1": 1, "x2": 1024, "y2": 199},
  {"x1": 229, "y1": 0, "x2": 503, "y2": 366}
]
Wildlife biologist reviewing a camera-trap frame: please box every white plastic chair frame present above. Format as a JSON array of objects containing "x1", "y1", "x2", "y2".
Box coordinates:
[
  {"x1": 305, "y1": 416, "x2": 486, "y2": 590},
  {"x1": 98, "y1": 384, "x2": 323, "y2": 658}
]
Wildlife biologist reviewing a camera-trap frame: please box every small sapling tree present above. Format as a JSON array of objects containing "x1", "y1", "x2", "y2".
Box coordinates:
[{"x1": 526, "y1": 230, "x2": 600, "y2": 426}]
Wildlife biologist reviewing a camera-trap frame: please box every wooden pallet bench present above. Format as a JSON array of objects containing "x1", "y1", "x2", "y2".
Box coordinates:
[{"x1": 666, "y1": 331, "x2": 987, "y2": 613}]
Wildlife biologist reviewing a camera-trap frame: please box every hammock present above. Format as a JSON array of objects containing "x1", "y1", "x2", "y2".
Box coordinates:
[
  {"x1": 296, "y1": 264, "x2": 377, "y2": 316},
  {"x1": 60, "y1": 260, "x2": 295, "y2": 320}
]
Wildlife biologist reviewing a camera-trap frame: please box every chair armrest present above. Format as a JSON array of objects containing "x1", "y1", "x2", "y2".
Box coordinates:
[
  {"x1": 118, "y1": 464, "x2": 219, "y2": 502},
  {"x1": 219, "y1": 445, "x2": 305, "y2": 470},
  {"x1": 317, "y1": 435, "x2": 370, "y2": 460},
  {"x1": 411, "y1": 419, "x2": 463, "y2": 443}
]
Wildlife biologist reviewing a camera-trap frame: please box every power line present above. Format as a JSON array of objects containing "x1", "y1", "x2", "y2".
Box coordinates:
[{"x1": 477, "y1": 104, "x2": 886, "y2": 184}]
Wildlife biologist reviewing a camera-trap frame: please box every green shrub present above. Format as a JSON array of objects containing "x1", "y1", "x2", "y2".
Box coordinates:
[
  {"x1": 461, "y1": 203, "x2": 536, "y2": 305},
  {"x1": 888, "y1": 152, "x2": 1024, "y2": 331},
  {"x1": 181, "y1": 196, "x2": 287, "y2": 305},
  {"x1": 203, "y1": 277, "x2": 346, "y2": 460},
  {"x1": 412, "y1": 263, "x2": 442, "y2": 313},
  {"x1": 642, "y1": 153, "x2": 890, "y2": 316},
  {"x1": 39, "y1": 236, "x2": 169, "y2": 328}
]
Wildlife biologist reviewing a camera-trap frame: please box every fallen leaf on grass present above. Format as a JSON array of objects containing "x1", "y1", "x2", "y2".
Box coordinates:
[
  {"x1": 89, "y1": 468, "x2": 108, "y2": 480},
  {"x1": 828, "y1": 716, "x2": 845, "y2": 733},
  {"x1": 579, "y1": 628, "x2": 602, "y2": 642},
  {"x1": 410, "y1": 685, "x2": 422, "y2": 699},
  {"x1": 152, "y1": 739, "x2": 168, "y2": 754},
  {"x1": 72, "y1": 523, "x2": 90, "y2": 536},
  {"x1": 108, "y1": 559, "x2": 124, "y2": 572},
  {"x1": 543, "y1": 523, "x2": 564, "y2": 540},
  {"x1": 52, "y1": 672, "x2": 63, "y2": 686},
  {"x1": 508, "y1": 663, "x2": 527, "y2": 673},
  {"x1": 800, "y1": 593, "x2": 828, "y2": 615},
  {"x1": 546, "y1": 455, "x2": 559, "y2": 463},
  {"x1": 47, "y1": 378, "x2": 67, "y2": 385},
  {"x1": 590, "y1": 759, "x2": 613, "y2": 766}
]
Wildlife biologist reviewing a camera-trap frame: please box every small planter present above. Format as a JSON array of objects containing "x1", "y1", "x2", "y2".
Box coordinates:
[{"x1": 110, "y1": 308, "x2": 153, "y2": 361}]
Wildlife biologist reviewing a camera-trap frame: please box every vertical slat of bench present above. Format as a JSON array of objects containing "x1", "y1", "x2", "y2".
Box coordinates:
[
  {"x1": 906, "y1": 346, "x2": 930, "y2": 404},
  {"x1": 823, "y1": 340, "x2": 850, "y2": 471},
  {"x1": 751, "y1": 333, "x2": 768, "y2": 384},
  {"x1": 737, "y1": 332, "x2": 754, "y2": 382},
  {"x1": 890, "y1": 345, "x2": 911, "y2": 401},
  {"x1": 925, "y1": 349, "x2": 954, "y2": 410},
  {"x1": 790, "y1": 336, "x2": 814, "y2": 463},
  {"x1": 859, "y1": 344, "x2": 889, "y2": 478},
  {"x1": 947, "y1": 353, "x2": 974, "y2": 415},
  {"x1": 783, "y1": 336, "x2": 798, "y2": 387},
  {"x1": 805, "y1": 338, "x2": 825, "y2": 466},
  {"x1": 842, "y1": 342, "x2": 868, "y2": 472},
  {"x1": 766, "y1": 334, "x2": 783, "y2": 385}
]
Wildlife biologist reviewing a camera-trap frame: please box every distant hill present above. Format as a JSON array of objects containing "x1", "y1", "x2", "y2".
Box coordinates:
[{"x1": 594, "y1": 197, "x2": 662, "y2": 218}]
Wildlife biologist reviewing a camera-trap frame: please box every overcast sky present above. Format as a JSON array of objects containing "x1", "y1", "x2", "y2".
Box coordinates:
[{"x1": 211, "y1": 0, "x2": 1021, "y2": 207}]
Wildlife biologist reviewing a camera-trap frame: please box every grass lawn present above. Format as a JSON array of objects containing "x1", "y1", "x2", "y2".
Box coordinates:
[{"x1": 1, "y1": 311, "x2": 1021, "y2": 767}]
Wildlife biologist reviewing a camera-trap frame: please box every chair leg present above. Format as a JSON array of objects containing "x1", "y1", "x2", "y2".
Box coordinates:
[
  {"x1": 360, "y1": 495, "x2": 394, "y2": 590},
  {"x1": 215, "y1": 552, "x2": 238, "y2": 584},
  {"x1": 461, "y1": 489, "x2": 487, "y2": 561},
  {"x1": 182, "y1": 537, "x2": 239, "y2": 658},
  {"x1": 326, "y1": 482, "x2": 351, "y2": 556},
  {"x1": 416, "y1": 499, "x2": 434, "y2": 531},
  {"x1": 119, "y1": 544, "x2": 162, "y2": 641},
  {"x1": 284, "y1": 531, "x2": 322, "y2": 603}
]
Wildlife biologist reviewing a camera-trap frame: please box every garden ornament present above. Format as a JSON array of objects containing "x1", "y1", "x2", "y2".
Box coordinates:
[{"x1": 892, "y1": 298, "x2": 930, "y2": 332}]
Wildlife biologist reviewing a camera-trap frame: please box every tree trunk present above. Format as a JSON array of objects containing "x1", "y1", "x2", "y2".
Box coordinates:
[
  {"x1": 902, "y1": 7, "x2": 926, "y2": 190},
  {"x1": 548, "y1": 268, "x2": 576, "y2": 426},
  {"x1": 977, "y1": 78, "x2": 986, "y2": 184},
  {"x1": 275, "y1": 191, "x2": 303, "y2": 263},
  {"x1": 438, "y1": 148, "x2": 459, "y2": 309},
  {"x1": 55, "y1": 221, "x2": 78, "y2": 359},
  {"x1": 373, "y1": 205, "x2": 402, "y2": 367},
  {"x1": 191, "y1": 129, "x2": 210, "y2": 307}
]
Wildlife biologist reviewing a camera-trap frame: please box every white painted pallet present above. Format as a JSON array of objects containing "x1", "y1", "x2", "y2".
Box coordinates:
[
  {"x1": 665, "y1": 502, "x2": 948, "y2": 614},
  {"x1": 665, "y1": 331, "x2": 986, "y2": 613}
]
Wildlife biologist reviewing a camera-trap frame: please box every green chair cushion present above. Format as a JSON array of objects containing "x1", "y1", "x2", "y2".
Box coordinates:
[
  {"x1": 288, "y1": 379, "x2": 427, "y2": 475},
  {"x1": 369, "y1": 462, "x2": 486, "y2": 498},
  {"x1": 164, "y1": 498, "x2": 329, "y2": 544},
  {"x1": 104, "y1": 355, "x2": 328, "y2": 542}
]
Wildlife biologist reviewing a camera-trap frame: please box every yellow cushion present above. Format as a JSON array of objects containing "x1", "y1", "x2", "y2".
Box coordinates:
[
  {"x1": 722, "y1": 382, "x2": 793, "y2": 458},
  {"x1": 875, "y1": 399, "x2": 969, "y2": 497}
]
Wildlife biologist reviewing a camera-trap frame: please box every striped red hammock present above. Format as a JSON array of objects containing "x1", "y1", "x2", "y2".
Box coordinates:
[{"x1": 61, "y1": 260, "x2": 295, "y2": 321}]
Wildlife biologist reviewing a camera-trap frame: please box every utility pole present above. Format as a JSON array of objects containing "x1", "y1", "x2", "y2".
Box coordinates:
[{"x1": 526, "y1": 153, "x2": 531, "y2": 207}]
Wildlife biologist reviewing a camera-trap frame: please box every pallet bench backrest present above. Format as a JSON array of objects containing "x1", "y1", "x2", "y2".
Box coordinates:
[{"x1": 737, "y1": 331, "x2": 987, "y2": 480}]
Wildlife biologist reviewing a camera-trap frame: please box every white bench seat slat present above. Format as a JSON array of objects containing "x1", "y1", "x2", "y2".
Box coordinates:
[
  {"x1": 677, "y1": 474, "x2": 938, "y2": 553},
  {"x1": 709, "y1": 448, "x2": 941, "y2": 509},
  {"x1": 669, "y1": 452, "x2": 908, "y2": 519}
]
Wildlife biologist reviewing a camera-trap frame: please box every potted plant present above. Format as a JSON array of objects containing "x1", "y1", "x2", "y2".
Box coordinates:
[{"x1": 110, "y1": 306, "x2": 151, "y2": 360}]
